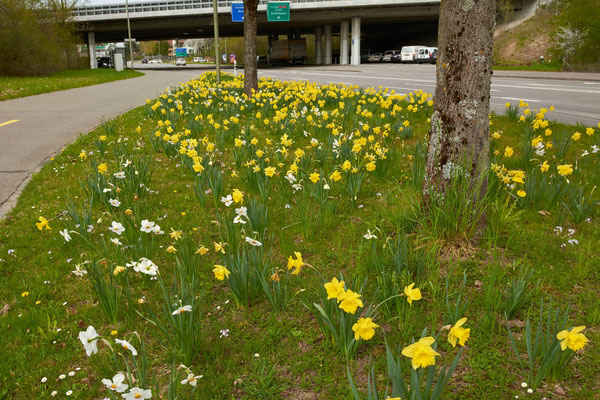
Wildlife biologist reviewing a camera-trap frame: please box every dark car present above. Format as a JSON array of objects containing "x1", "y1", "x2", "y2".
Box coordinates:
[
  {"x1": 360, "y1": 49, "x2": 375, "y2": 63},
  {"x1": 97, "y1": 57, "x2": 111, "y2": 68},
  {"x1": 141, "y1": 58, "x2": 148, "y2": 64},
  {"x1": 390, "y1": 53, "x2": 403, "y2": 63}
]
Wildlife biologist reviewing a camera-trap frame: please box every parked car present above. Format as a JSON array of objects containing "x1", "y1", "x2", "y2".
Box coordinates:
[
  {"x1": 193, "y1": 57, "x2": 206, "y2": 63},
  {"x1": 361, "y1": 49, "x2": 375, "y2": 63},
  {"x1": 400, "y1": 46, "x2": 426, "y2": 63},
  {"x1": 97, "y1": 57, "x2": 111, "y2": 68},
  {"x1": 149, "y1": 58, "x2": 162, "y2": 64},
  {"x1": 141, "y1": 58, "x2": 148, "y2": 64},
  {"x1": 368, "y1": 53, "x2": 383, "y2": 62},
  {"x1": 175, "y1": 58, "x2": 186, "y2": 67},
  {"x1": 391, "y1": 52, "x2": 403, "y2": 63},
  {"x1": 382, "y1": 50, "x2": 400, "y2": 62},
  {"x1": 417, "y1": 47, "x2": 437, "y2": 64},
  {"x1": 257, "y1": 55, "x2": 268, "y2": 65}
]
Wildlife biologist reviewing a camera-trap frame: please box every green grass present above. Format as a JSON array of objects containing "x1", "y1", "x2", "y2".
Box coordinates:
[
  {"x1": 0, "y1": 69, "x2": 144, "y2": 101},
  {"x1": 493, "y1": 62, "x2": 563, "y2": 72},
  {"x1": 0, "y1": 73, "x2": 598, "y2": 399}
]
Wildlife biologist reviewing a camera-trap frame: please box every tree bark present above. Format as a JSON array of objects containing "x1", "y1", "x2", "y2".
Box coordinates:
[
  {"x1": 424, "y1": 0, "x2": 496, "y2": 214},
  {"x1": 243, "y1": 0, "x2": 259, "y2": 97}
]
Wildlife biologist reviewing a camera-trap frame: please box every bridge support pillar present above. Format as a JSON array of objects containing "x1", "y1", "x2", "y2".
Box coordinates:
[
  {"x1": 340, "y1": 20, "x2": 349, "y2": 65},
  {"x1": 314, "y1": 27, "x2": 322, "y2": 65},
  {"x1": 324, "y1": 25, "x2": 332, "y2": 65},
  {"x1": 88, "y1": 31, "x2": 97, "y2": 69},
  {"x1": 351, "y1": 17, "x2": 361, "y2": 65}
]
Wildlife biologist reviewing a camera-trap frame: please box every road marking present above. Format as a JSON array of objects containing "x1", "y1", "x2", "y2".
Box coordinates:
[
  {"x1": 500, "y1": 96, "x2": 539, "y2": 103},
  {"x1": 583, "y1": 82, "x2": 599, "y2": 85},
  {"x1": 0, "y1": 119, "x2": 19, "y2": 127}
]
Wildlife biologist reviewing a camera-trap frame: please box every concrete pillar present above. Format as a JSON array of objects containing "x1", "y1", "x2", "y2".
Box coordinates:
[
  {"x1": 351, "y1": 17, "x2": 361, "y2": 65},
  {"x1": 324, "y1": 25, "x2": 332, "y2": 65},
  {"x1": 340, "y1": 20, "x2": 349, "y2": 65},
  {"x1": 88, "y1": 31, "x2": 97, "y2": 69},
  {"x1": 315, "y1": 27, "x2": 322, "y2": 65}
]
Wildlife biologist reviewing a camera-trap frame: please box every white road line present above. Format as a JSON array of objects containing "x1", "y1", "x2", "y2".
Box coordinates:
[{"x1": 500, "y1": 97, "x2": 540, "y2": 103}]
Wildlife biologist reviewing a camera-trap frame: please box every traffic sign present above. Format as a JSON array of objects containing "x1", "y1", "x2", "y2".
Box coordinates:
[
  {"x1": 231, "y1": 2, "x2": 244, "y2": 22},
  {"x1": 175, "y1": 48, "x2": 188, "y2": 57},
  {"x1": 267, "y1": 2, "x2": 290, "y2": 22}
]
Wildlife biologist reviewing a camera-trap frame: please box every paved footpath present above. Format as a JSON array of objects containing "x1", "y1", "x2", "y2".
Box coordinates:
[{"x1": 0, "y1": 69, "x2": 199, "y2": 219}]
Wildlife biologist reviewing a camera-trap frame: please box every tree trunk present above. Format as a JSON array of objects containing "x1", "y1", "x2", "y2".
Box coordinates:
[
  {"x1": 243, "y1": 0, "x2": 259, "y2": 97},
  {"x1": 424, "y1": 0, "x2": 496, "y2": 223}
]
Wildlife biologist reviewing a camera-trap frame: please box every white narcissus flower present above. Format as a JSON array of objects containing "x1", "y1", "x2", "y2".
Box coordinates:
[
  {"x1": 114, "y1": 171, "x2": 126, "y2": 179},
  {"x1": 109, "y1": 198, "x2": 121, "y2": 207},
  {"x1": 78, "y1": 326, "x2": 99, "y2": 356},
  {"x1": 245, "y1": 237, "x2": 262, "y2": 247},
  {"x1": 59, "y1": 229, "x2": 71, "y2": 242},
  {"x1": 172, "y1": 305, "x2": 192, "y2": 315},
  {"x1": 180, "y1": 373, "x2": 203, "y2": 386},
  {"x1": 109, "y1": 221, "x2": 125, "y2": 235},
  {"x1": 134, "y1": 258, "x2": 158, "y2": 276},
  {"x1": 111, "y1": 238, "x2": 123, "y2": 246},
  {"x1": 102, "y1": 373, "x2": 128, "y2": 393},
  {"x1": 363, "y1": 229, "x2": 377, "y2": 240},
  {"x1": 140, "y1": 219, "x2": 155, "y2": 233},
  {"x1": 152, "y1": 223, "x2": 164, "y2": 235},
  {"x1": 122, "y1": 387, "x2": 152, "y2": 400},
  {"x1": 221, "y1": 195, "x2": 233, "y2": 207},
  {"x1": 115, "y1": 339, "x2": 138, "y2": 356}
]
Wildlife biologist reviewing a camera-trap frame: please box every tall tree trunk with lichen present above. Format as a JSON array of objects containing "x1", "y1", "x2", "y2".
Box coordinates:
[
  {"x1": 243, "y1": 0, "x2": 259, "y2": 97},
  {"x1": 424, "y1": 0, "x2": 496, "y2": 231}
]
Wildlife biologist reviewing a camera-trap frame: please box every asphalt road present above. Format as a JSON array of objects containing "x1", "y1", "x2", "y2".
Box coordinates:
[{"x1": 0, "y1": 68, "x2": 198, "y2": 219}]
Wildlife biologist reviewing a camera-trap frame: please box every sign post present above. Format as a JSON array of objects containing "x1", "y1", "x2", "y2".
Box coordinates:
[{"x1": 267, "y1": 2, "x2": 290, "y2": 22}]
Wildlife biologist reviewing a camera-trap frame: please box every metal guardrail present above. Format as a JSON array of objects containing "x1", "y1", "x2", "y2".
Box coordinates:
[{"x1": 72, "y1": 0, "x2": 343, "y2": 16}]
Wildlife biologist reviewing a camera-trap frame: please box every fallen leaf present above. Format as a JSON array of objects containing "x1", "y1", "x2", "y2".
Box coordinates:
[
  {"x1": 538, "y1": 210, "x2": 551, "y2": 216},
  {"x1": 0, "y1": 304, "x2": 10, "y2": 316},
  {"x1": 474, "y1": 280, "x2": 483, "y2": 289}
]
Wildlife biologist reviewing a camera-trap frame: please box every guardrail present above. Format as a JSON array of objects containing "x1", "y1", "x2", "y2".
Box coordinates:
[{"x1": 72, "y1": 0, "x2": 344, "y2": 16}]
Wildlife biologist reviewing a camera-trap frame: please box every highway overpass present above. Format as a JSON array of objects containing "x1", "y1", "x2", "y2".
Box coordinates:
[{"x1": 74, "y1": 0, "x2": 440, "y2": 68}]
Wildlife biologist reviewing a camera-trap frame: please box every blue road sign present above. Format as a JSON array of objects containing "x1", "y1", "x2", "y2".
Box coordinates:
[{"x1": 231, "y1": 3, "x2": 244, "y2": 22}]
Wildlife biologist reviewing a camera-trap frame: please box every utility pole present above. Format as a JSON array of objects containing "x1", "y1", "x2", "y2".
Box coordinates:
[
  {"x1": 125, "y1": 0, "x2": 134, "y2": 68},
  {"x1": 224, "y1": 37, "x2": 228, "y2": 64},
  {"x1": 213, "y1": 0, "x2": 221, "y2": 84}
]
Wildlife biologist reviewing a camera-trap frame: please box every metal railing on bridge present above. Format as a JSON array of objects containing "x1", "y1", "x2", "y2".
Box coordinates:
[{"x1": 72, "y1": 0, "x2": 345, "y2": 16}]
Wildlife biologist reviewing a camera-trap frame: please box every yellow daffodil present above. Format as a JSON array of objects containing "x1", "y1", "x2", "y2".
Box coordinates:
[
  {"x1": 557, "y1": 164, "x2": 573, "y2": 176},
  {"x1": 264, "y1": 166, "x2": 276, "y2": 177},
  {"x1": 557, "y1": 326, "x2": 588, "y2": 351},
  {"x1": 169, "y1": 229, "x2": 183, "y2": 240},
  {"x1": 517, "y1": 190, "x2": 526, "y2": 197},
  {"x1": 401, "y1": 337, "x2": 440, "y2": 369},
  {"x1": 213, "y1": 264, "x2": 230, "y2": 280},
  {"x1": 97, "y1": 163, "x2": 108, "y2": 174},
  {"x1": 35, "y1": 216, "x2": 51, "y2": 231},
  {"x1": 232, "y1": 189, "x2": 244, "y2": 204},
  {"x1": 113, "y1": 266, "x2": 126, "y2": 276},
  {"x1": 504, "y1": 146, "x2": 514, "y2": 158},
  {"x1": 572, "y1": 131, "x2": 581, "y2": 141},
  {"x1": 448, "y1": 317, "x2": 471, "y2": 347},
  {"x1": 309, "y1": 172, "x2": 320, "y2": 183},
  {"x1": 338, "y1": 289, "x2": 363, "y2": 314},
  {"x1": 324, "y1": 277, "x2": 345, "y2": 300},
  {"x1": 352, "y1": 318, "x2": 379, "y2": 341},
  {"x1": 196, "y1": 246, "x2": 209, "y2": 255},
  {"x1": 403, "y1": 283, "x2": 422, "y2": 305},
  {"x1": 540, "y1": 160, "x2": 549, "y2": 173},
  {"x1": 287, "y1": 252, "x2": 304, "y2": 275},
  {"x1": 214, "y1": 242, "x2": 226, "y2": 254},
  {"x1": 330, "y1": 170, "x2": 341, "y2": 182}
]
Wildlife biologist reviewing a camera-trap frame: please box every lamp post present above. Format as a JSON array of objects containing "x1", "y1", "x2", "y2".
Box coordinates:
[
  {"x1": 213, "y1": 0, "x2": 220, "y2": 84},
  {"x1": 125, "y1": 0, "x2": 134, "y2": 68}
]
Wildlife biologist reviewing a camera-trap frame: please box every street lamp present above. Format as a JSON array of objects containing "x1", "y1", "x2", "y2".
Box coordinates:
[
  {"x1": 125, "y1": 0, "x2": 134, "y2": 68},
  {"x1": 213, "y1": 0, "x2": 220, "y2": 84}
]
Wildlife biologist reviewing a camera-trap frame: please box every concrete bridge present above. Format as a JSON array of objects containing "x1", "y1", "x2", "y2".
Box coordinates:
[{"x1": 74, "y1": 0, "x2": 440, "y2": 68}]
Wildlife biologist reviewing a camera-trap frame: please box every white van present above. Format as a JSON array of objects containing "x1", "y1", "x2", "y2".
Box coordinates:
[
  {"x1": 400, "y1": 46, "x2": 426, "y2": 63},
  {"x1": 417, "y1": 47, "x2": 438, "y2": 64}
]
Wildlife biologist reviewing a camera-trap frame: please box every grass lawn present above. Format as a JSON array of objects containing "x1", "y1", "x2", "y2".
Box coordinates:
[
  {"x1": 0, "y1": 69, "x2": 144, "y2": 101},
  {"x1": 0, "y1": 73, "x2": 598, "y2": 399},
  {"x1": 493, "y1": 62, "x2": 563, "y2": 72}
]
